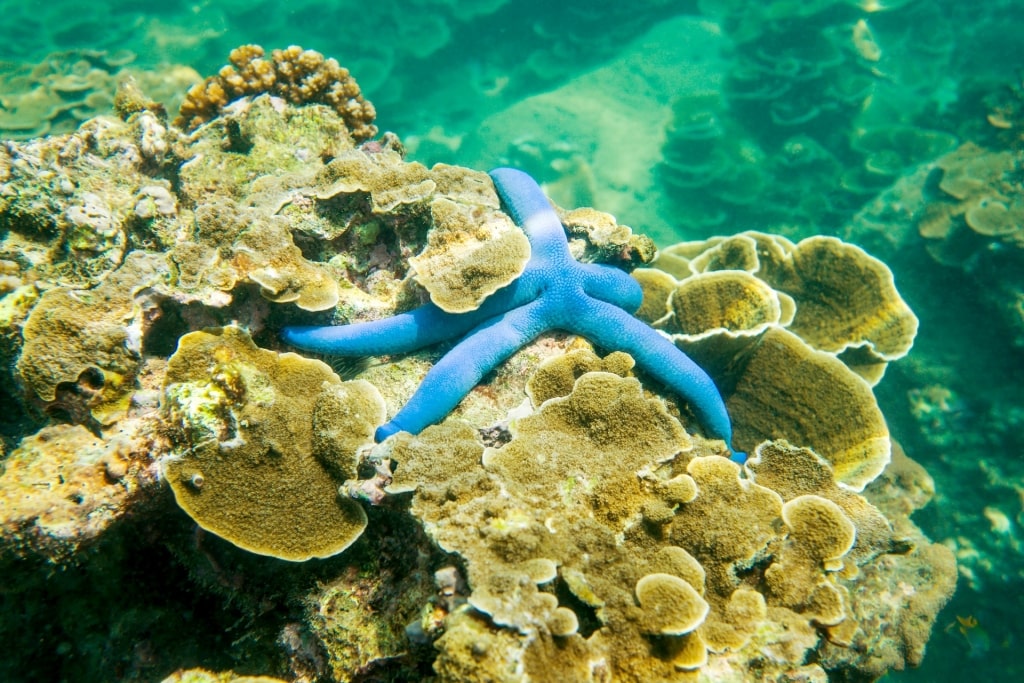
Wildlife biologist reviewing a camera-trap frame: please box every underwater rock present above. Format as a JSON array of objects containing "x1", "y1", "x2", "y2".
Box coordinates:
[{"x1": 0, "y1": 420, "x2": 162, "y2": 565}]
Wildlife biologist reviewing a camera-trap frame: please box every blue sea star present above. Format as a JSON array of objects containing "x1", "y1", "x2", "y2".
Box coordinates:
[{"x1": 283, "y1": 167, "x2": 745, "y2": 462}]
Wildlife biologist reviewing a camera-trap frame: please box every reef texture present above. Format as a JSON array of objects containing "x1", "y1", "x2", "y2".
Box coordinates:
[
  {"x1": 0, "y1": 49, "x2": 199, "y2": 141},
  {"x1": 365, "y1": 355, "x2": 953, "y2": 682},
  {"x1": 161, "y1": 326, "x2": 376, "y2": 561},
  {"x1": 637, "y1": 230, "x2": 918, "y2": 490},
  {"x1": 658, "y1": 0, "x2": 963, "y2": 236},
  {"x1": 0, "y1": 49, "x2": 954, "y2": 683}
]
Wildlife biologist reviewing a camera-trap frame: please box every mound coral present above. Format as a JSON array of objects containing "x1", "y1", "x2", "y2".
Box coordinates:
[{"x1": 174, "y1": 45, "x2": 377, "y2": 141}]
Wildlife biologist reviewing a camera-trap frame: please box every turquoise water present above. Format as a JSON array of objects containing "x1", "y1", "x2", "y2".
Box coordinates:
[{"x1": 1, "y1": 1, "x2": 1022, "y2": 681}]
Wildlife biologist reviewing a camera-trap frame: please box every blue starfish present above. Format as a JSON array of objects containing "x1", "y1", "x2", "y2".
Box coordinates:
[{"x1": 282, "y1": 168, "x2": 745, "y2": 462}]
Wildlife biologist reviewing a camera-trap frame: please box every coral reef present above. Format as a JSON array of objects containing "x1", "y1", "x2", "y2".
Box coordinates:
[
  {"x1": 851, "y1": 139, "x2": 1024, "y2": 348},
  {"x1": 174, "y1": 45, "x2": 377, "y2": 141},
  {"x1": 636, "y1": 231, "x2": 918, "y2": 489},
  {"x1": 0, "y1": 49, "x2": 198, "y2": 141},
  {"x1": 15, "y1": 253, "x2": 162, "y2": 425},
  {"x1": 659, "y1": 1, "x2": 965, "y2": 236},
  {"x1": 363, "y1": 350, "x2": 953, "y2": 681},
  {"x1": 0, "y1": 47, "x2": 956, "y2": 683},
  {"x1": 0, "y1": 421, "x2": 162, "y2": 564}
]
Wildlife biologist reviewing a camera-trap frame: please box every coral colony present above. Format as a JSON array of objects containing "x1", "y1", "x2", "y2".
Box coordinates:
[{"x1": 0, "y1": 45, "x2": 960, "y2": 682}]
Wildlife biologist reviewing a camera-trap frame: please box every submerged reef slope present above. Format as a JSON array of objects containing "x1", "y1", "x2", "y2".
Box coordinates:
[{"x1": 0, "y1": 48, "x2": 954, "y2": 682}]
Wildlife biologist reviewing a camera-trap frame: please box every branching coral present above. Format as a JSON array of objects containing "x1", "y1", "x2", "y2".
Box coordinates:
[{"x1": 174, "y1": 45, "x2": 378, "y2": 141}]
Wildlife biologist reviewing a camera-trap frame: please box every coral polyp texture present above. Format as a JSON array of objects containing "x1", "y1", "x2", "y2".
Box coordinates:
[
  {"x1": 174, "y1": 44, "x2": 378, "y2": 141},
  {"x1": 0, "y1": 48, "x2": 956, "y2": 682},
  {"x1": 161, "y1": 326, "x2": 376, "y2": 561}
]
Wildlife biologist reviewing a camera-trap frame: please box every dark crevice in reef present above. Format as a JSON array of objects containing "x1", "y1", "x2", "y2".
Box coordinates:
[
  {"x1": 0, "y1": 497, "x2": 284, "y2": 683},
  {"x1": 0, "y1": 381, "x2": 40, "y2": 450}
]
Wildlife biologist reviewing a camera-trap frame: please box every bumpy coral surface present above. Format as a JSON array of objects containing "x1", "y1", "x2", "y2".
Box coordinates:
[
  {"x1": 367, "y1": 348, "x2": 954, "y2": 682},
  {"x1": 175, "y1": 45, "x2": 378, "y2": 141}
]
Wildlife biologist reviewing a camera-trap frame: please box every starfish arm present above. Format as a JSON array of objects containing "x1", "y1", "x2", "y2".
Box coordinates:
[
  {"x1": 281, "y1": 302, "x2": 494, "y2": 355},
  {"x1": 376, "y1": 300, "x2": 549, "y2": 440},
  {"x1": 580, "y1": 262, "x2": 644, "y2": 312},
  {"x1": 567, "y1": 298, "x2": 744, "y2": 462},
  {"x1": 489, "y1": 167, "x2": 573, "y2": 259}
]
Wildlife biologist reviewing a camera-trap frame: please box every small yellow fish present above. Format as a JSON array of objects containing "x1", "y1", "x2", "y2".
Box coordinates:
[
  {"x1": 946, "y1": 614, "x2": 978, "y2": 647},
  {"x1": 957, "y1": 614, "x2": 979, "y2": 634}
]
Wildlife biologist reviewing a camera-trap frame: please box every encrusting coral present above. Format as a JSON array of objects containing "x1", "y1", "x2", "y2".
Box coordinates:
[
  {"x1": 365, "y1": 346, "x2": 954, "y2": 681},
  {"x1": 162, "y1": 326, "x2": 376, "y2": 561},
  {"x1": 15, "y1": 253, "x2": 163, "y2": 425},
  {"x1": 174, "y1": 44, "x2": 378, "y2": 142}
]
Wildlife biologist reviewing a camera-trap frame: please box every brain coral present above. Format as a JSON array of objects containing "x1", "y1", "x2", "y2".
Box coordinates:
[{"x1": 175, "y1": 44, "x2": 378, "y2": 142}]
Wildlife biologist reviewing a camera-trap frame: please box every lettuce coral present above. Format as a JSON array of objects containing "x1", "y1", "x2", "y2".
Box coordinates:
[{"x1": 636, "y1": 231, "x2": 917, "y2": 490}]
